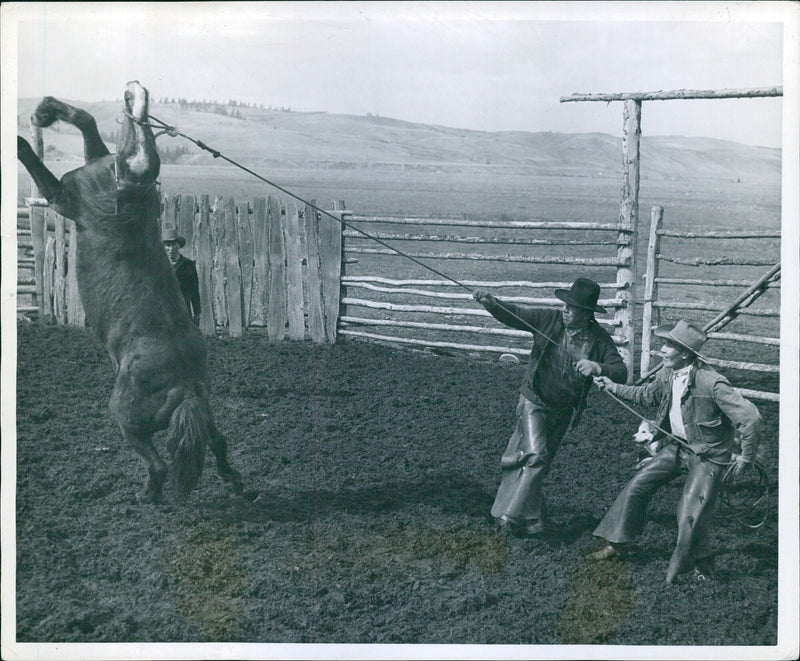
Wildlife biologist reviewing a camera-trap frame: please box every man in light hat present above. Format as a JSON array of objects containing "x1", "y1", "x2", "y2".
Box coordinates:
[
  {"x1": 473, "y1": 277, "x2": 627, "y2": 537},
  {"x1": 590, "y1": 319, "x2": 762, "y2": 583},
  {"x1": 162, "y1": 226, "x2": 201, "y2": 324}
]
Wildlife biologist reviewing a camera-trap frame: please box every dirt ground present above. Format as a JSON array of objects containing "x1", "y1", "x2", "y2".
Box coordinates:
[{"x1": 15, "y1": 322, "x2": 779, "y2": 645}]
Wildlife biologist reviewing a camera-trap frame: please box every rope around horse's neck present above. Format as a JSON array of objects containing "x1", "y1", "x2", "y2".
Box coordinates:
[{"x1": 144, "y1": 113, "x2": 745, "y2": 469}]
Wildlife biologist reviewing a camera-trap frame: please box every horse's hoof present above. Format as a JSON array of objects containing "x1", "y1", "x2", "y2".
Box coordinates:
[
  {"x1": 124, "y1": 81, "x2": 148, "y2": 120},
  {"x1": 31, "y1": 97, "x2": 61, "y2": 127}
]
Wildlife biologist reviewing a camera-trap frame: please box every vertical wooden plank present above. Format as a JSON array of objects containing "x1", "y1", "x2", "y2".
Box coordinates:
[
  {"x1": 179, "y1": 194, "x2": 196, "y2": 254},
  {"x1": 318, "y1": 206, "x2": 343, "y2": 343},
  {"x1": 266, "y1": 196, "x2": 287, "y2": 342},
  {"x1": 29, "y1": 125, "x2": 46, "y2": 315},
  {"x1": 303, "y1": 201, "x2": 325, "y2": 343},
  {"x1": 616, "y1": 98, "x2": 641, "y2": 382},
  {"x1": 223, "y1": 197, "x2": 243, "y2": 337},
  {"x1": 65, "y1": 220, "x2": 85, "y2": 326},
  {"x1": 640, "y1": 206, "x2": 663, "y2": 377},
  {"x1": 285, "y1": 202, "x2": 305, "y2": 340},
  {"x1": 237, "y1": 202, "x2": 254, "y2": 327},
  {"x1": 161, "y1": 194, "x2": 179, "y2": 235},
  {"x1": 250, "y1": 197, "x2": 269, "y2": 326},
  {"x1": 43, "y1": 236, "x2": 55, "y2": 319},
  {"x1": 53, "y1": 213, "x2": 67, "y2": 324},
  {"x1": 211, "y1": 196, "x2": 229, "y2": 328},
  {"x1": 195, "y1": 196, "x2": 216, "y2": 336}
]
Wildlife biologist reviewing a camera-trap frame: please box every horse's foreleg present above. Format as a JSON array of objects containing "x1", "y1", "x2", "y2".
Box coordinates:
[
  {"x1": 17, "y1": 136, "x2": 73, "y2": 216},
  {"x1": 31, "y1": 96, "x2": 109, "y2": 162},
  {"x1": 18, "y1": 136, "x2": 61, "y2": 198},
  {"x1": 120, "y1": 428, "x2": 168, "y2": 503}
]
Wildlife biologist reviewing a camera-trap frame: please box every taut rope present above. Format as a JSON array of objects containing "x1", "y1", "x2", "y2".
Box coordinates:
[{"x1": 145, "y1": 114, "x2": 768, "y2": 527}]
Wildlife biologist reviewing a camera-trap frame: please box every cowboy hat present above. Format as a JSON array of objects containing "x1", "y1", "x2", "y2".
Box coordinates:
[
  {"x1": 654, "y1": 319, "x2": 707, "y2": 360},
  {"x1": 554, "y1": 277, "x2": 606, "y2": 313},
  {"x1": 161, "y1": 226, "x2": 186, "y2": 247}
]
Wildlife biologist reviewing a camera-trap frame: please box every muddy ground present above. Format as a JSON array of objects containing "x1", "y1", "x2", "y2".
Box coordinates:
[{"x1": 15, "y1": 322, "x2": 779, "y2": 645}]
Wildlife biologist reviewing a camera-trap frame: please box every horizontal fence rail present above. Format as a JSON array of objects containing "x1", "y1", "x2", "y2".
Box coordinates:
[
  {"x1": 339, "y1": 210, "x2": 637, "y2": 378},
  {"x1": 640, "y1": 205, "x2": 779, "y2": 402}
]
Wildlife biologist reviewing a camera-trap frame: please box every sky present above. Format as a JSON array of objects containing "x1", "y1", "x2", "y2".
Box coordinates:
[{"x1": 3, "y1": 2, "x2": 793, "y2": 148}]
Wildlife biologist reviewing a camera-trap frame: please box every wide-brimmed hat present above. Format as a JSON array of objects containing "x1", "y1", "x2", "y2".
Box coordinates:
[
  {"x1": 554, "y1": 277, "x2": 606, "y2": 313},
  {"x1": 654, "y1": 319, "x2": 707, "y2": 360},
  {"x1": 161, "y1": 226, "x2": 186, "y2": 247}
]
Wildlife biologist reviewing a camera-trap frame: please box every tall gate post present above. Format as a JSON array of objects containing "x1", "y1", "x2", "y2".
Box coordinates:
[
  {"x1": 640, "y1": 206, "x2": 663, "y2": 376},
  {"x1": 616, "y1": 99, "x2": 641, "y2": 382}
]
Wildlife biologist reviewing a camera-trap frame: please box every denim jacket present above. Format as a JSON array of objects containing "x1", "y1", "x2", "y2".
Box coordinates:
[
  {"x1": 610, "y1": 362, "x2": 762, "y2": 461},
  {"x1": 482, "y1": 296, "x2": 627, "y2": 426}
]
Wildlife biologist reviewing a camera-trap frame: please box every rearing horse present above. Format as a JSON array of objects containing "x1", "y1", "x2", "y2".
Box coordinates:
[{"x1": 17, "y1": 82, "x2": 244, "y2": 503}]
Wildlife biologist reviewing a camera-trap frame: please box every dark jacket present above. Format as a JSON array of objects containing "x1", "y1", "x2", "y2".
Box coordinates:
[
  {"x1": 482, "y1": 295, "x2": 627, "y2": 423},
  {"x1": 610, "y1": 362, "x2": 762, "y2": 461},
  {"x1": 173, "y1": 256, "x2": 201, "y2": 318}
]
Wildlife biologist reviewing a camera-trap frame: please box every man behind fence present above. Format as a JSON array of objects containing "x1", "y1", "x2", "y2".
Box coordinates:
[
  {"x1": 473, "y1": 277, "x2": 627, "y2": 538},
  {"x1": 162, "y1": 226, "x2": 201, "y2": 325},
  {"x1": 590, "y1": 319, "x2": 762, "y2": 583}
]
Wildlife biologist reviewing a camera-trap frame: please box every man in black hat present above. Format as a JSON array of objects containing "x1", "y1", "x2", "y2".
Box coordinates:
[
  {"x1": 162, "y1": 226, "x2": 201, "y2": 324},
  {"x1": 473, "y1": 277, "x2": 627, "y2": 537},
  {"x1": 590, "y1": 319, "x2": 762, "y2": 583}
]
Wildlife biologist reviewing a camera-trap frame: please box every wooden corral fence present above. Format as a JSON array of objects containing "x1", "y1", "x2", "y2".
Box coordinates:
[
  {"x1": 337, "y1": 210, "x2": 637, "y2": 379},
  {"x1": 158, "y1": 194, "x2": 343, "y2": 341},
  {"x1": 17, "y1": 194, "x2": 344, "y2": 344},
  {"x1": 16, "y1": 200, "x2": 83, "y2": 325},
  {"x1": 640, "y1": 205, "x2": 780, "y2": 402}
]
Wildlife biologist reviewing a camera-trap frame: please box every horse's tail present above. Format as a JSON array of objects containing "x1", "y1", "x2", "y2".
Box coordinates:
[{"x1": 165, "y1": 394, "x2": 208, "y2": 499}]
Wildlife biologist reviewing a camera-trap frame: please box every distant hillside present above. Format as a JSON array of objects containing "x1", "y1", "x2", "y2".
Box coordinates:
[{"x1": 17, "y1": 98, "x2": 780, "y2": 182}]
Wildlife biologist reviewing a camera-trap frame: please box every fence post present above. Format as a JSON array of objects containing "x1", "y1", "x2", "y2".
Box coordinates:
[
  {"x1": 211, "y1": 196, "x2": 229, "y2": 329},
  {"x1": 266, "y1": 196, "x2": 287, "y2": 342},
  {"x1": 317, "y1": 201, "x2": 344, "y2": 343},
  {"x1": 43, "y1": 236, "x2": 55, "y2": 319},
  {"x1": 237, "y1": 201, "x2": 254, "y2": 328},
  {"x1": 640, "y1": 206, "x2": 663, "y2": 376},
  {"x1": 195, "y1": 196, "x2": 216, "y2": 336},
  {"x1": 65, "y1": 219, "x2": 85, "y2": 326},
  {"x1": 179, "y1": 194, "x2": 196, "y2": 252},
  {"x1": 29, "y1": 125, "x2": 46, "y2": 316},
  {"x1": 285, "y1": 202, "x2": 305, "y2": 340},
  {"x1": 53, "y1": 213, "x2": 67, "y2": 324},
  {"x1": 304, "y1": 200, "x2": 326, "y2": 343},
  {"x1": 250, "y1": 198, "x2": 269, "y2": 326},
  {"x1": 617, "y1": 98, "x2": 641, "y2": 382},
  {"x1": 224, "y1": 197, "x2": 243, "y2": 337}
]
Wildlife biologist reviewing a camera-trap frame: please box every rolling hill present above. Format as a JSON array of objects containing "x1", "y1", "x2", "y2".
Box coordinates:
[{"x1": 16, "y1": 98, "x2": 781, "y2": 183}]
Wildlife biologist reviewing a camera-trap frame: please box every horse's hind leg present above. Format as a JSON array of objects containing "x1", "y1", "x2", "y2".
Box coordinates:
[
  {"x1": 120, "y1": 428, "x2": 168, "y2": 503},
  {"x1": 208, "y1": 422, "x2": 244, "y2": 495},
  {"x1": 31, "y1": 96, "x2": 109, "y2": 161},
  {"x1": 195, "y1": 385, "x2": 243, "y2": 494}
]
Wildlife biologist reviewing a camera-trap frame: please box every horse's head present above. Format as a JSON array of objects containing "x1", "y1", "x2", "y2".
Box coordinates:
[{"x1": 115, "y1": 81, "x2": 160, "y2": 190}]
